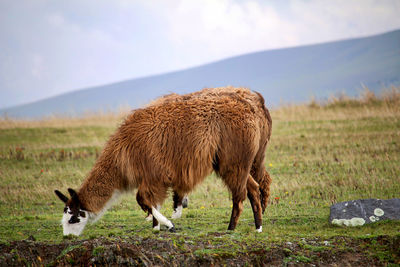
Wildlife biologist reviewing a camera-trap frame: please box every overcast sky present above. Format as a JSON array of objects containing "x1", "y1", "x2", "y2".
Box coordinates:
[{"x1": 1, "y1": 0, "x2": 400, "y2": 109}]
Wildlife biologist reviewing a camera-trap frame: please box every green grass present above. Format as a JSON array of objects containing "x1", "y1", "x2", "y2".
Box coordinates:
[{"x1": 0, "y1": 94, "x2": 399, "y2": 253}]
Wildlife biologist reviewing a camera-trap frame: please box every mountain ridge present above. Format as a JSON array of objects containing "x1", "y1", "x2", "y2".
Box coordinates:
[{"x1": 2, "y1": 29, "x2": 400, "y2": 118}]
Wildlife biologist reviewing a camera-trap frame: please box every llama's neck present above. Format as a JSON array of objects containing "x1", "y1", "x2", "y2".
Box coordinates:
[{"x1": 77, "y1": 154, "x2": 125, "y2": 216}]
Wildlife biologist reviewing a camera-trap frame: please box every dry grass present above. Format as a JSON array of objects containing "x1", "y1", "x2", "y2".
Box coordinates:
[
  {"x1": 0, "y1": 108, "x2": 130, "y2": 129},
  {"x1": 273, "y1": 86, "x2": 400, "y2": 121},
  {"x1": 2, "y1": 87, "x2": 399, "y2": 129}
]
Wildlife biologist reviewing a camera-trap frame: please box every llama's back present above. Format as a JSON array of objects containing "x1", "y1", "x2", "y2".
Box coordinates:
[{"x1": 114, "y1": 87, "x2": 271, "y2": 193}]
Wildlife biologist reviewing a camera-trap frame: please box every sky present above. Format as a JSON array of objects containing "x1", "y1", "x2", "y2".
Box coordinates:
[{"x1": 1, "y1": 0, "x2": 400, "y2": 109}]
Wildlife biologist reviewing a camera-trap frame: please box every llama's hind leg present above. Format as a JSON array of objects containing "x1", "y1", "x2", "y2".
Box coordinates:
[
  {"x1": 221, "y1": 171, "x2": 248, "y2": 231},
  {"x1": 250, "y1": 150, "x2": 272, "y2": 214},
  {"x1": 251, "y1": 167, "x2": 272, "y2": 214},
  {"x1": 228, "y1": 192, "x2": 246, "y2": 230},
  {"x1": 247, "y1": 175, "x2": 263, "y2": 232}
]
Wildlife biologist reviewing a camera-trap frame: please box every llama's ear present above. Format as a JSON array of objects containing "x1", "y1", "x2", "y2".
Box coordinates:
[
  {"x1": 55, "y1": 190, "x2": 69, "y2": 203},
  {"x1": 68, "y1": 188, "x2": 78, "y2": 199}
]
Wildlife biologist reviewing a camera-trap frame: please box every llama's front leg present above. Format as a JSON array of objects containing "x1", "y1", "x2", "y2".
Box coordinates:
[
  {"x1": 152, "y1": 205, "x2": 161, "y2": 231},
  {"x1": 137, "y1": 185, "x2": 174, "y2": 232},
  {"x1": 137, "y1": 190, "x2": 162, "y2": 230},
  {"x1": 152, "y1": 206, "x2": 176, "y2": 232},
  {"x1": 182, "y1": 195, "x2": 189, "y2": 208},
  {"x1": 145, "y1": 212, "x2": 153, "y2": 221},
  {"x1": 172, "y1": 191, "x2": 186, "y2": 219}
]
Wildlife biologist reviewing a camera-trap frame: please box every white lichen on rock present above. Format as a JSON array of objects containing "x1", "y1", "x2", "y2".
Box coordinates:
[
  {"x1": 369, "y1": 216, "x2": 379, "y2": 222},
  {"x1": 374, "y1": 208, "x2": 384, "y2": 217},
  {"x1": 332, "y1": 217, "x2": 366, "y2": 226}
]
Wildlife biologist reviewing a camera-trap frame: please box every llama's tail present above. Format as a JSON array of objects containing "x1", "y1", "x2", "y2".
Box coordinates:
[
  {"x1": 254, "y1": 91, "x2": 272, "y2": 141},
  {"x1": 259, "y1": 169, "x2": 272, "y2": 213}
]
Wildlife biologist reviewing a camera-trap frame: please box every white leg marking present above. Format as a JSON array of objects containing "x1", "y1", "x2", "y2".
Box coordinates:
[
  {"x1": 256, "y1": 226, "x2": 263, "y2": 233},
  {"x1": 153, "y1": 204, "x2": 161, "y2": 230},
  {"x1": 153, "y1": 223, "x2": 160, "y2": 231},
  {"x1": 152, "y1": 207, "x2": 174, "y2": 229},
  {"x1": 171, "y1": 205, "x2": 183, "y2": 219},
  {"x1": 152, "y1": 204, "x2": 161, "y2": 230},
  {"x1": 145, "y1": 203, "x2": 160, "y2": 221}
]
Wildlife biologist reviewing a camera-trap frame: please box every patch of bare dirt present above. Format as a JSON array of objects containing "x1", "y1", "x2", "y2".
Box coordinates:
[{"x1": 0, "y1": 235, "x2": 399, "y2": 266}]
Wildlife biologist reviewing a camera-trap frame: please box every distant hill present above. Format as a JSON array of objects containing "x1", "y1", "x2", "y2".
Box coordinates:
[{"x1": 2, "y1": 29, "x2": 400, "y2": 118}]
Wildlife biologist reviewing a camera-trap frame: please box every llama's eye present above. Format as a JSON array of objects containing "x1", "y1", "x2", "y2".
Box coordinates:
[{"x1": 65, "y1": 208, "x2": 73, "y2": 214}]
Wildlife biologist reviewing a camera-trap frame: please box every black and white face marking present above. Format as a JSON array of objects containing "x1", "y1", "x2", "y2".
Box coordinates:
[
  {"x1": 64, "y1": 207, "x2": 87, "y2": 223},
  {"x1": 62, "y1": 206, "x2": 89, "y2": 236},
  {"x1": 55, "y1": 189, "x2": 89, "y2": 236}
]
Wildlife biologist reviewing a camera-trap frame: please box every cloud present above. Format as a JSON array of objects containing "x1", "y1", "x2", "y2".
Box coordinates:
[
  {"x1": 289, "y1": 0, "x2": 400, "y2": 42},
  {"x1": 0, "y1": 1, "x2": 168, "y2": 107},
  {"x1": 159, "y1": 0, "x2": 299, "y2": 67},
  {"x1": 161, "y1": 0, "x2": 400, "y2": 66},
  {"x1": 1, "y1": 0, "x2": 400, "y2": 108},
  {"x1": 47, "y1": 13, "x2": 65, "y2": 27}
]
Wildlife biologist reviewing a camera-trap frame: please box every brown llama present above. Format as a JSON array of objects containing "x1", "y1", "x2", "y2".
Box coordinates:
[
  {"x1": 148, "y1": 87, "x2": 272, "y2": 215},
  {"x1": 55, "y1": 87, "x2": 272, "y2": 236}
]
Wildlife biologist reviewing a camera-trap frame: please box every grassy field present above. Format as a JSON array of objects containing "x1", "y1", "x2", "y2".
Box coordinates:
[{"x1": 0, "y1": 88, "x2": 399, "y2": 265}]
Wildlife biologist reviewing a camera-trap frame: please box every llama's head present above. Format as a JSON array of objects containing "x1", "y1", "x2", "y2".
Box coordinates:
[{"x1": 54, "y1": 188, "x2": 89, "y2": 236}]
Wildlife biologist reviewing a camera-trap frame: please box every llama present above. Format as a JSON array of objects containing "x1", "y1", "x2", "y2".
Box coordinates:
[
  {"x1": 146, "y1": 88, "x2": 272, "y2": 218},
  {"x1": 55, "y1": 87, "x2": 272, "y2": 236}
]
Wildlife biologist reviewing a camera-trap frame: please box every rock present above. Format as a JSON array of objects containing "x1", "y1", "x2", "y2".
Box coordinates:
[{"x1": 329, "y1": 198, "x2": 400, "y2": 226}]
